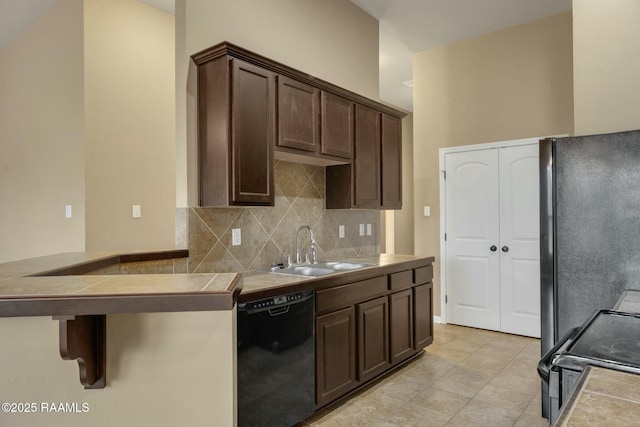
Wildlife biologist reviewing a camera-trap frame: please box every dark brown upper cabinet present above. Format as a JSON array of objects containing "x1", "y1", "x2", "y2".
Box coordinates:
[
  {"x1": 321, "y1": 92, "x2": 354, "y2": 159},
  {"x1": 277, "y1": 76, "x2": 319, "y2": 153},
  {"x1": 326, "y1": 109, "x2": 403, "y2": 210},
  {"x1": 381, "y1": 114, "x2": 402, "y2": 209},
  {"x1": 192, "y1": 42, "x2": 405, "y2": 207},
  {"x1": 194, "y1": 55, "x2": 275, "y2": 206},
  {"x1": 354, "y1": 104, "x2": 381, "y2": 208}
]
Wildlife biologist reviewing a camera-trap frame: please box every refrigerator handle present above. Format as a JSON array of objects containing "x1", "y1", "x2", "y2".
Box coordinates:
[{"x1": 539, "y1": 137, "x2": 557, "y2": 356}]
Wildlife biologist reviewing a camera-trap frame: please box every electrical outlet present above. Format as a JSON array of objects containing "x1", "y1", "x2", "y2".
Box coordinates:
[
  {"x1": 339, "y1": 225, "x2": 345, "y2": 239},
  {"x1": 65, "y1": 204, "x2": 72, "y2": 219},
  {"x1": 132, "y1": 205, "x2": 141, "y2": 218},
  {"x1": 232, "y1": 228, "x2": 241, "y2": 246},
  {"x1": 359, "y1": 224, "x2": 365, "y2": 236},
  {"x1": 366, "y1": 224, "x2": 372, "y2": 236}
]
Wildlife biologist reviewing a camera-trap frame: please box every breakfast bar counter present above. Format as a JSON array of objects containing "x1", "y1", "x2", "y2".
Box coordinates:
[
  {"x1": 0, "y1": 250, "x2": 241, "y2": 317},
  {"x1": 0, "y1": 251, "x2": 239, "y2": 427}
]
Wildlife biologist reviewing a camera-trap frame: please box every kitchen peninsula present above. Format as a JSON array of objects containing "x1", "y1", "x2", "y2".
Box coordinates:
[
  {"x1": 0, "y1": 250, "x2": 240, "y2": 427},
  {"x1": 0, "y1": 250, "x2": 434, "y2": 427}
]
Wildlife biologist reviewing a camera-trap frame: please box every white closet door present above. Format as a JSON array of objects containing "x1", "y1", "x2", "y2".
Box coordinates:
[
  {"x1": 443, "y1": 142, "x2": 540, "y2": 338},
  {"x1": 444, "y1": 149, "x2": 501, "y2": 331},
  {"x1": 499, "y1": 144, "x2": 540, "y2": 337}
]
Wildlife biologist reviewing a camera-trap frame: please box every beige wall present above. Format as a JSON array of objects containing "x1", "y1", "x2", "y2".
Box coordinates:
[
  {"x1": 176, "y1": 0, "x2": 379, "y2": 207},
  {"x1": 413, "y1": 12, "x2": 574, "y2": 316},
  {"x1": 0, "y1": 0, "x2": 85, "y2": 263},
  {"x1": 395, "y1": 114, "x2": 415, "y2": 255},
  {"x1": 84, "y1": 0, "x2": 176, "y2": 251},
  {"x1": 573, "y1": 0, "x2": 640, "y2": 135},
  {"x1": 0, "y1": 311, "x2": 236, "y2": 427}
]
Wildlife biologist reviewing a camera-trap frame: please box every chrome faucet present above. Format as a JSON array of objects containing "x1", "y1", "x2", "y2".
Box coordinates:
[{"x1": 296, "y1": 225, "x2": 317, "y2": 264}]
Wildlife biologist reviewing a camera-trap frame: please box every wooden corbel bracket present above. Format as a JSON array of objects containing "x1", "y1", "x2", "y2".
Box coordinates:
[{"x1": 54, "y1": 315, "x2": 106, "y2": 389}]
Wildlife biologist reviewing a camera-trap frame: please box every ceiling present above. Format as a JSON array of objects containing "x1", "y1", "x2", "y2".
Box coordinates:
[
  {"x1": 351, "y1": 0, "x2": 572, "y2": 111},
  {"x1": 1, "y1": 0, "x2": 571, "y2": 112}
]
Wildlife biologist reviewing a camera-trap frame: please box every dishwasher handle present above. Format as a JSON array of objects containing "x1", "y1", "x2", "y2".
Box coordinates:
[{"x1": 268, "y1": 306, "x2": 290, "y2": 316}]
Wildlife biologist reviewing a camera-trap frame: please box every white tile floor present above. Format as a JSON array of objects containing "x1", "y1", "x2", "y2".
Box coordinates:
[{"x1": 309, "y1": 323, "x2": 548, "y2": 427}]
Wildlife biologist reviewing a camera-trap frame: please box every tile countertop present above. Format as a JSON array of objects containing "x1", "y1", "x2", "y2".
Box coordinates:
[
  {"x1": 241, "y1": 253, "x2": 435, "y2": 301},
  {"x1": 0, "y1": 251, "x2": 434, "y2": 316},
  {"x1": 0, "y1": 250, "x2": 241, "y2": 317},
  {"x1": 554, "y1": 366, "x2": 640, "y2": 426}
]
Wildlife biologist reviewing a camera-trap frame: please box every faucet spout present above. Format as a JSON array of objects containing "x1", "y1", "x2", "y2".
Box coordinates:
[{"x1": 296, "y1": 225, "x2": 317, "y2": 264}]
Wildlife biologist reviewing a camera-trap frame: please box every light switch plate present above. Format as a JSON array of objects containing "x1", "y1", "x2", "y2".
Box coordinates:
[
  {"x1": 65, "y1": 204, "x2": 72, "y2": 219},
  {"x1": 339, "y1": 225, "x2": 345, "y2": 238},
  {"x1": 232, "y1": 228, "x2": 241, "y2": 246},
  {"x1": 366, "y1": 224, "x2": 372, "y2": 236},
  {"x1": 132, "y1": 205, "x2": 141, "y2": 218},
  {"x1": 424, "y1": 206, "x2": 431, "y2": 217},
  {"x1": 359, "y1": 224, "x2": 365, "y2": 236}
]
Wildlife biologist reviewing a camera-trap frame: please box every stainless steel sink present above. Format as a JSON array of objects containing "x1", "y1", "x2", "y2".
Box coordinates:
[
  {"x1": 311, "y1": 261, "x2": 372, "y2": 271},
  {"x1": 272, "y1": 261, "x2": 372, "y2": 277}
]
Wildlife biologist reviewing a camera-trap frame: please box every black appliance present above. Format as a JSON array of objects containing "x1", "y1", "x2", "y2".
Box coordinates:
[
  {"x1": 539, "y1": 130, "x2": 640, "y2": 417},
  {"x1": 538, "y1": 310, "x2": 640, "y2": 424},
  {"x1": 237, "y1": 289, "x2": 315, "y2": 427}
]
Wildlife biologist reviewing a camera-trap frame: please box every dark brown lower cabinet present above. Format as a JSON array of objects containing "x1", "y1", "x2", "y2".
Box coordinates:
[
  {"x1": 316, "y1": 306, "x2": 357, "y2": 407},
  {"x1": 414, "y1": 283, "x2": 434, "y2": 349},
  {"x1": 390, "y1": 289, "x2": 414, "y2": 365},
  {"x1": 315, "y1": 260, "x2": 435, "y2": 409},
  {"x1": 357, "y1": 296, "x2": 390, "y2": 382}
]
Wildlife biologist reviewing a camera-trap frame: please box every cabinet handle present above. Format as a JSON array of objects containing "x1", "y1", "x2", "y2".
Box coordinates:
[
  {"x1": 490, "y1": 245, "x2": 497, "y2": 252},
  {"x1": 501, "y1": 246, "x2": 509, "y2": 252}
]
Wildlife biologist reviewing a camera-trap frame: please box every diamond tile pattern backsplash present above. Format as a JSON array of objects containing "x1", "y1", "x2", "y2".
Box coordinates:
[{"x1": 187, "y1": 161, "x2": 379, "y2": 273}]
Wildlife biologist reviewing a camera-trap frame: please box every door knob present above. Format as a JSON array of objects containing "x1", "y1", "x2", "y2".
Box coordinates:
[
  {"x1": 502, "y1": 246, "x2": 509, "y2": 252},
  {"x1": 490, "y1": 245, "x2": 497, "y2": 252}
]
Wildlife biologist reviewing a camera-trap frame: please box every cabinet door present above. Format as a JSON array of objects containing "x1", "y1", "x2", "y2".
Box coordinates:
[
  {"x1": 321, "y1": 92, "x2": 354, "y2": 158},
  {"x1": 316, "y1": 306, "x2": 357, "y2": 407},
  {"x1": 277, "y1": 76, "x2": 319, "y2": 152},
  {"x1": 354, "y1": 104, "x2": 381, "y2": 208},
  {"x1": 231, "y1": 59, "x2": 275, "y2": 205},
  {"x1": 357, "y1": 296, "x2": 390, "y2": 383},
  {"x1": 390, "y1": 289, "x2": 414, "y2": 365},
  {"x1": 381, "y1": 114, "x2": 402, "y2": 209},
  {"x1": 414, "y1": 283, "x2": 433, "y2": 349}
]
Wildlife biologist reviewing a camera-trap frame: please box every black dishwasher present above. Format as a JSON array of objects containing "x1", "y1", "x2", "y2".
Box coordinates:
[{"x1": 237, "y1": 289, "x2": 315, "y2": 427}]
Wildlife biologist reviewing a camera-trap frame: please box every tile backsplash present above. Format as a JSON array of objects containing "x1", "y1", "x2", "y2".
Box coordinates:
[{"x1": 185, "y1": 161, "x2": 379, "y2": 273}]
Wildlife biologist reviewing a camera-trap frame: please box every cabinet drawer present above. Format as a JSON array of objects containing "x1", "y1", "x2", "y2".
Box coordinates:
[
  {"x1": 317, "y1": 276, "x2": 387, "y2": 313},
  {"x1": 414, "y1": 265, "x2": 433, "y2": 285},
  {"x1": 389, "y1": 270, "x2": 413, "y2": 290}
]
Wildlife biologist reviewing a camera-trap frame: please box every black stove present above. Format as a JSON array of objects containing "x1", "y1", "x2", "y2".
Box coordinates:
[{"x1": 538, "y1": 310, "x2": 640, "y2": 423}]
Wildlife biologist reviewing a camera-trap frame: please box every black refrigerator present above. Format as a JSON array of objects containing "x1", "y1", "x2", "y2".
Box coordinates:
[{"x1": 539, "y1": 129, "x2": 640, "y2": 417}]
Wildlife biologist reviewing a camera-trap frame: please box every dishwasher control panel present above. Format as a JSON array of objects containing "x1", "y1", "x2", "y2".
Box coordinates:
[{"x1": 239, "y1": 289, "x2": 313, "y2": 311}]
